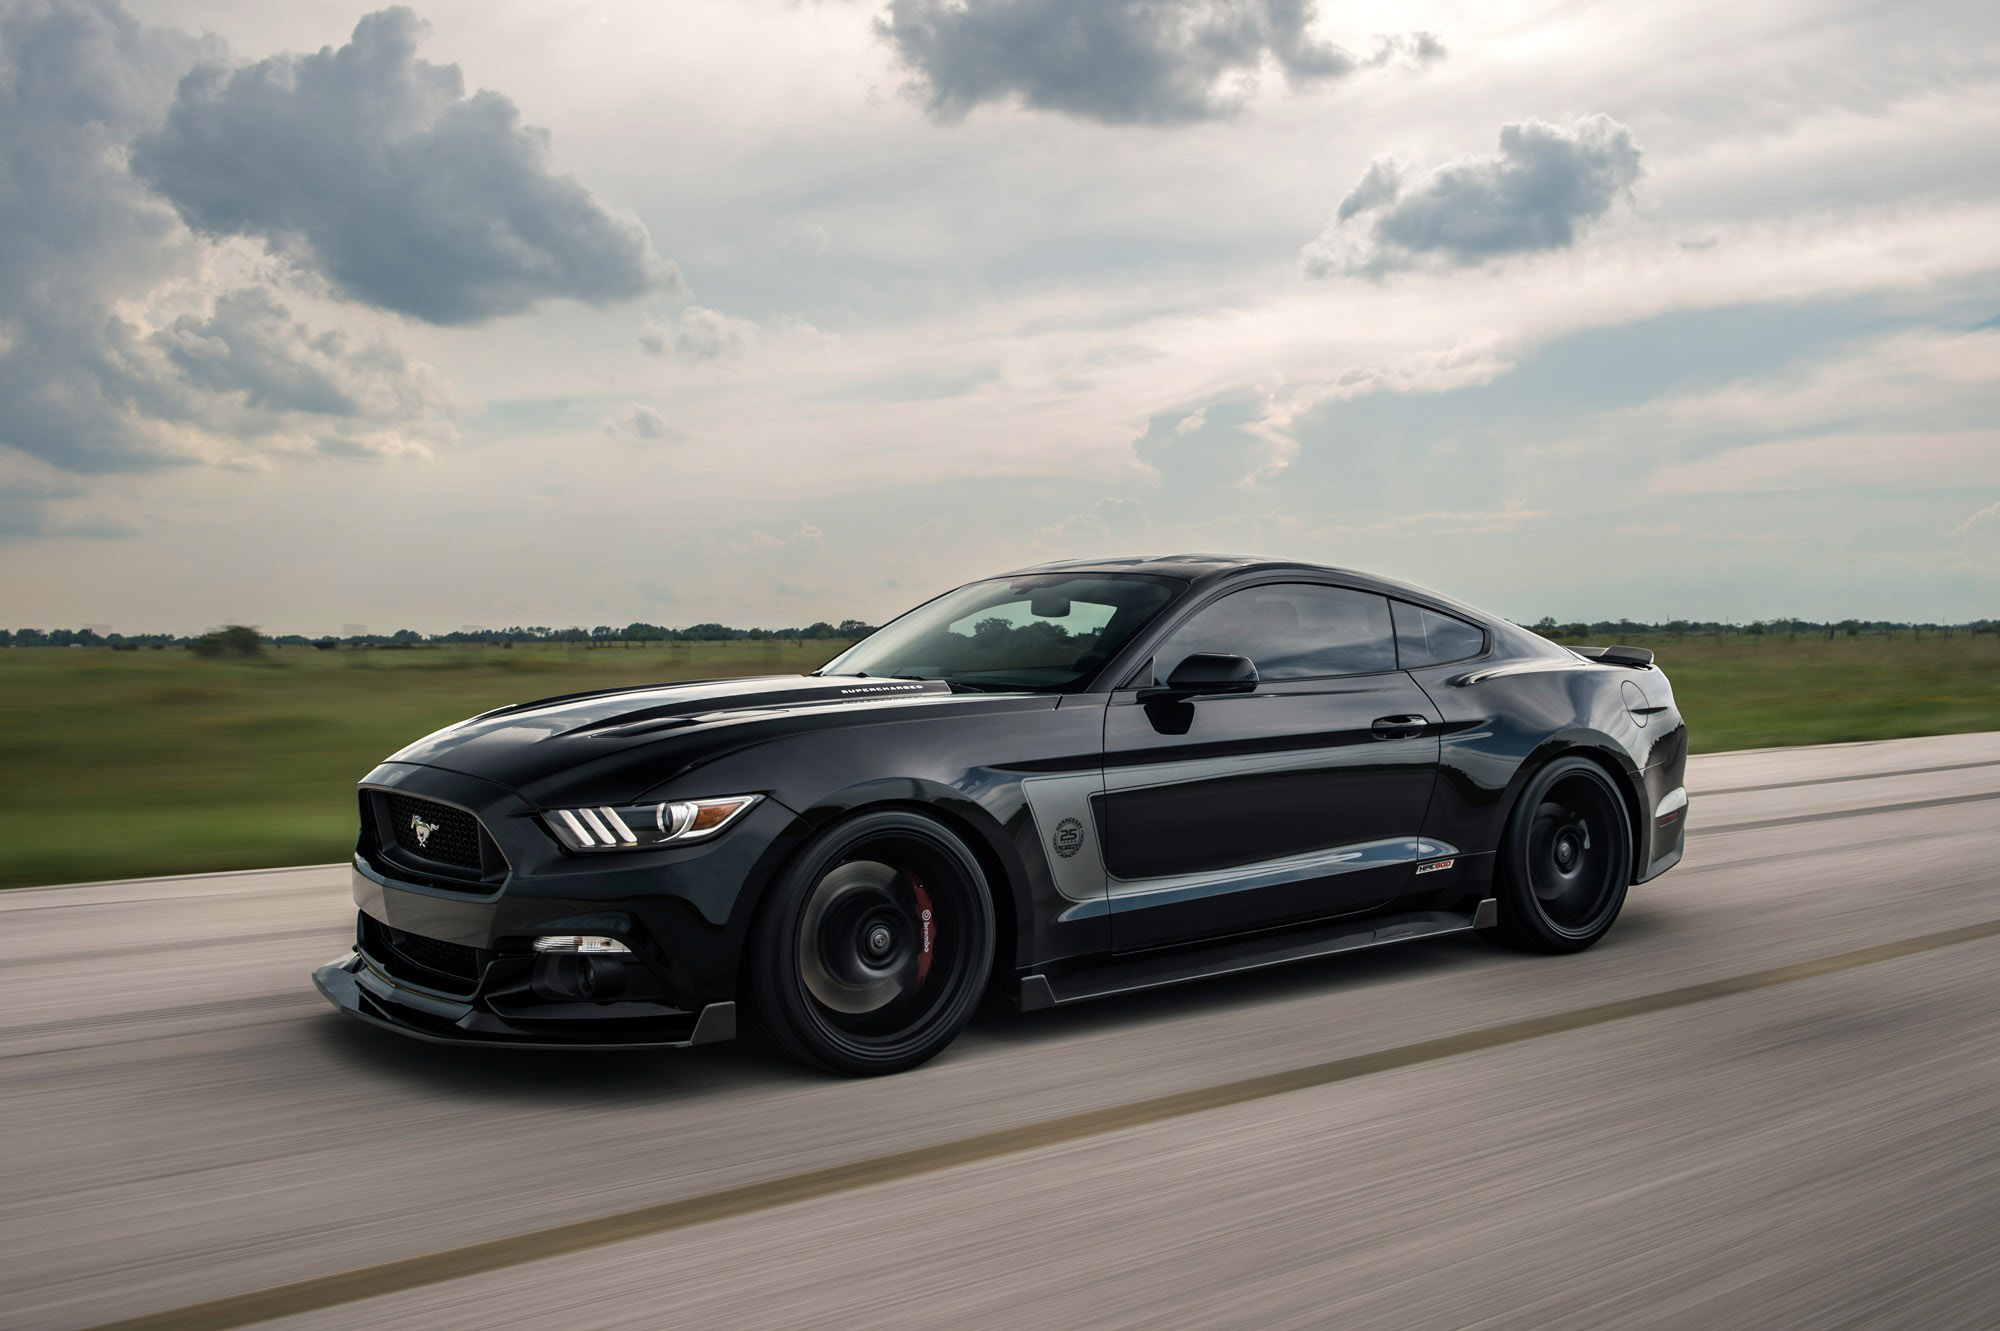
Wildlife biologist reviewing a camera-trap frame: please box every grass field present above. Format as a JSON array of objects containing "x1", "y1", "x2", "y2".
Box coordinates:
[
  {"x1": 0, "y1": 641, "x2": 848, "y2": 890},
  {"x1": 2, "y1": 633, "x2": 1996, "y2": 889}
]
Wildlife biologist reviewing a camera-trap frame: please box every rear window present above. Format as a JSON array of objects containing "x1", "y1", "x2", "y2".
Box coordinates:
[{"x1": 1392, "y1": 601, "x2": 1486, "y2": 667}]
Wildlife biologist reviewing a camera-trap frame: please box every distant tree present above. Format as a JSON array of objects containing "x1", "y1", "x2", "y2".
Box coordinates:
[{"x1": 190, "y1": 625, "x2": 263, "y2": 658}]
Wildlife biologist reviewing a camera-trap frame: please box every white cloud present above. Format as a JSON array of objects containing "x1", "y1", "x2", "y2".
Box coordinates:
[
  {"x1": 603, "y1": 404, "x2": 678, "y2": 443},
  {"x1": 1951, "y1": 499, "x2": 2000, "y2": 539},
  {"x1": 640, "y1": 305, "x2": 759, "y2": 361}
]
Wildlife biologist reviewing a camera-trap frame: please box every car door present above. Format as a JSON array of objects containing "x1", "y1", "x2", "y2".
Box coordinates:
[{"x1": 1099, "y1": 582, "x2": 1442, "y2": 952}]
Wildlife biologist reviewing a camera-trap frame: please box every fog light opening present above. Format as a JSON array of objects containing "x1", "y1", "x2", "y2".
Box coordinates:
[{"x1": 531, "y1": 952, "x2": 630, "y2": 1002}]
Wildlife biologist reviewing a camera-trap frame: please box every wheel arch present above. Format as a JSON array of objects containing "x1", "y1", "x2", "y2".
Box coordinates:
[
  {"x1": 768, "y1": 784, "x2": 1030, "y2": 988},
  {"x1": 1501, "y1": 733, "x2": 1647, "y2": 881}
]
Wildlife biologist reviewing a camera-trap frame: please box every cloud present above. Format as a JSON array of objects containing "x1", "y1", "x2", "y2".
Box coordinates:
[
  {"x1": 1031, "y1": 495, "x2": 1153, "y2": 549},
  {"x1": 1951, "y1": 498, "x2": 2000, "y2": 539},
  {"x1": 152, "y1": 287, "x2": 452, "y2": 454},
  {"x1": 603, "y1": 404, "x2": 679, "y2": 443},
  {"x1": 131, "y1": 7, "x2": 674, "y2": 325},
  {"x1": 1304, "y1": 115, "x2": 1643, "y2": 275},
  {"x1": 1359, "y1": 31, "x2": 1445, "y2": 71},
  {"x1": 879, "y1": 0, "x2": 1422, "y2": 125},
  {"x1": 0, "y1": 0, "x2": 205, "y2": 477},
  {"x1": 0, "y1": 0, "x2": 472, "y2": 525},
  {"x1": 639, "y1": 306, "x2": 758, "y2": 361}
]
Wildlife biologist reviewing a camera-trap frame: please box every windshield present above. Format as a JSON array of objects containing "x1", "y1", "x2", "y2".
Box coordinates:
[{"x1": 819, "y1": 573, "x2": 1184, "y2": 693}]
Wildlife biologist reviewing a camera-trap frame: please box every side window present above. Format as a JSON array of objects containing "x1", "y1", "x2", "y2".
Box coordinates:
[
  {"x1": 1153, "y1": 584, "x2": 1396, "y2": 683},
  {"x1": 1391, "y1": 601, "x2": 1486, "y2": 667}
]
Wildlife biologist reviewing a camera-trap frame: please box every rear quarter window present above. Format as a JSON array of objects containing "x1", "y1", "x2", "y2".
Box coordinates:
[{"x1": 1392, "y1": 602, "x2": 1486, "y2": 667}]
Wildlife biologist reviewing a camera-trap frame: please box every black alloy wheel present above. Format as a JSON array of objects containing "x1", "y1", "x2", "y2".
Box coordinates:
[
  {"x1": 1488, "y1": 755, "x2": 1633, "y2": 953},
  {"x1": 748, "y1": 810, "x2": 994, "y2": 1075}
]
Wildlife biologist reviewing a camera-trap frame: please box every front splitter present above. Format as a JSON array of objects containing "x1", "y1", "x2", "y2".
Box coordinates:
[{"x1": 312, "y1": 954, "x2": 737, "y2": 1051}]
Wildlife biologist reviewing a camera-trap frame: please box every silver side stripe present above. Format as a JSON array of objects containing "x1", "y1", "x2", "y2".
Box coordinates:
[
  {"x1": 1109, "y1": 837, "x2": 1458, "y2": 912},
  {"x1": 1104, "y1": 739, "x2": 1418, "y2": 797}
]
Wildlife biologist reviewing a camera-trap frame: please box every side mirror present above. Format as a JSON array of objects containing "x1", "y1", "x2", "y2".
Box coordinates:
[{"x1": 1147, "y1": 653, "x2": 1258, "y2": 698}]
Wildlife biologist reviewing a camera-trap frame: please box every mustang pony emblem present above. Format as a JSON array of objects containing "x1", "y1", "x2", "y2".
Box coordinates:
[{"x1": 409, "y1": 814, "x2": 439, "y2": 849}]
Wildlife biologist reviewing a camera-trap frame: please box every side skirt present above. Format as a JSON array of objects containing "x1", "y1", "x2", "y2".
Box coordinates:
[{"x1": 1017, "y1": 899, "x2": 1496, "y2": 1011}]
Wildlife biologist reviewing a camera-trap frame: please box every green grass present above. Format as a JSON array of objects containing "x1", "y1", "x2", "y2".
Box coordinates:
[
  {"x1": 1, "y1": 633, "x2": 1995, "y2": 889},
  {"x1": 0, "y1": 641, "x2": 847, "y2": 890},
  {"x1": 1601, "y1": 632, "x2": 2000, "y2": 754}
]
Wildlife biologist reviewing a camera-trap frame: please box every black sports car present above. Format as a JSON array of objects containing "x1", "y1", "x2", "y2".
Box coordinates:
[{"x1": 315, "y1": 555, "x2": 1687, "y2": 1074}]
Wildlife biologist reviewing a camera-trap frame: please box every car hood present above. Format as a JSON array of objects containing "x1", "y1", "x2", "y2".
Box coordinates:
[{"x1": 383, "y1": 674, "x2": 1041, "y2": 804}]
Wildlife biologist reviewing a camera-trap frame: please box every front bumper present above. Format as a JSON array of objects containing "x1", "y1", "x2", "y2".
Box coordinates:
[
  {"x1": 313, "y1": 952, "x2": 737, "y2": 1049},
  {"x1": 311, "y1": 760, "x2": 808, "y2": 1049}
]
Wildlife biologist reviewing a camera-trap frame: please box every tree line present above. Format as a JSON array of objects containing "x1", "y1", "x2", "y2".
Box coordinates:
[
  {"x1": 1, "y1": 619, "x2": 880, "y2": 653},
  {"x1": 1526, "y1": 617, "x2": 1999, "y2": 640},
  {"x1": 4, "y1": 615, "x2": 1996, "y2": 653}
]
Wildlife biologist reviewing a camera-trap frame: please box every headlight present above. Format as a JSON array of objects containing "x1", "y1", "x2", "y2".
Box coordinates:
[{"x1": 542, "y1": 794, "x2": 762, "y2": 852}]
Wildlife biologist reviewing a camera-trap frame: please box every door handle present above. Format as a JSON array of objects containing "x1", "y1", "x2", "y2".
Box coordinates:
[{"x1": 1371, "y1": 714, "x2": 1428, "y2": 740}]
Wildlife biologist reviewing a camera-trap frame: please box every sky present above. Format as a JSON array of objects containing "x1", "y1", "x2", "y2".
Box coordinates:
[{"x1": 1, "y1": 0, "x2": 1996, "y2": 635}]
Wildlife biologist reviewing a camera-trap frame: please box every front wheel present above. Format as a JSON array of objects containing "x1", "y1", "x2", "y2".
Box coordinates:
[
  {"x1": 746, "y1": 810, "x2": 995, "y2": 1075},
  {"x1": 1487, "y1": 755, "x2": 1633, "y2": 953}
]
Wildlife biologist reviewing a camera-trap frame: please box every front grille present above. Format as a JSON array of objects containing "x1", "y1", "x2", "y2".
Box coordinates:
[
  {"x1": 384, "y1": 794, "x2": 482, "y2": 870},
  {"x1": 360, "y1": 914, "x2": 485, "y2": 994},
  {"x1": 394, "y1": 930, "x2": 481, "y2": 981}
]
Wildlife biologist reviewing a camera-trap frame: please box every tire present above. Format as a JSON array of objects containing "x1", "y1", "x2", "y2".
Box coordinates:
[
  {"x1": 1487, "y1": 755, "x2": 1634, "y2": 954},
  {"x1": 746, "y1": 809, "x2": 995, "y2": 1075}
]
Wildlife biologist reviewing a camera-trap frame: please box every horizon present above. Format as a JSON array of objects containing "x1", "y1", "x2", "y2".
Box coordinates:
[{"x1": 10, "y1": 609, "x2": 1995, "y2": 644}]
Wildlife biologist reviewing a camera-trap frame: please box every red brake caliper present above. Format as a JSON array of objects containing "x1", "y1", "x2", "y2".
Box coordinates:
[{"x1": 910, "y1": 872, "x2": 935, "y2": 987}]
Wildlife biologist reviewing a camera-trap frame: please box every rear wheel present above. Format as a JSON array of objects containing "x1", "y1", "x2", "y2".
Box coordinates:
[
  {"x1": 747, "y1": 810, "x2": 994, "y2": 1075},
  {"x1": 1488, "y1": 755, "x2": 1633, "y2": 953}
]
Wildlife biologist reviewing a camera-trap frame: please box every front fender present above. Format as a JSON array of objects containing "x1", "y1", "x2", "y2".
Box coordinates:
[{"x1": 628, "y1": 696, "x2": 1111, "y2": 978}]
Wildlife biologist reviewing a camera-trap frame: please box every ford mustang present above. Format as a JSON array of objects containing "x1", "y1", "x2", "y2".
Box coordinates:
[{"x1": 314, "y1": 555, "x2": 1688, "y2": 1074}]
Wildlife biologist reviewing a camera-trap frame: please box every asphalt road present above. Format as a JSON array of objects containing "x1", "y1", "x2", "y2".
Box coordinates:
[{"x1": 5, "y1": 733, "x2": 2000, "y2": 1330}]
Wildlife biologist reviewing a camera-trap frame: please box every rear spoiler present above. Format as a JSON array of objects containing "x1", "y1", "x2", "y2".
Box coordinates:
[{"x1": 1571, "y1": 645, "x2": 1654, "y2": 668}]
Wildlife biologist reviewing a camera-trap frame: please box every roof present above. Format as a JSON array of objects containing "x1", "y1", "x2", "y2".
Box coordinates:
[{"x1": 1003, "y1": 553, "x2": 1345, "y2": 581}]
